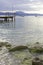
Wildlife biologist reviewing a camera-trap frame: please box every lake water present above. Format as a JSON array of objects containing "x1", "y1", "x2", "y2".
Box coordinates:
[
  {"x1": 0, "y1": 16, "x2": 43, "y2": 45},
  {"x1": 0, "y1": 16, "x2": 43, "y2": 65}
]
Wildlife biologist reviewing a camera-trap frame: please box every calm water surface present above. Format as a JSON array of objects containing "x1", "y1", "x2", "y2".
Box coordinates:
[
  {"x1": 0, "y1": 16, "x2": 43, "y2": 65},
  {"x1": 0, "y1": 16, "x2": 43, "y2": 45}
]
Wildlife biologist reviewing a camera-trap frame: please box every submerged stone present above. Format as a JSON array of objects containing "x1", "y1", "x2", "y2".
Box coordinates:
[
  {"x1": 32, "y1": 57, "x2": 43, "y2": 65},
  {"x1": 28, "y1": 42, "x2": 43, "y2": 53},
  {"x1": 9, "y1": 45, "x2": 28, "y2": 52},
  {"x1": 0, "y1": 42, "x2": 12, "y2": 51}
]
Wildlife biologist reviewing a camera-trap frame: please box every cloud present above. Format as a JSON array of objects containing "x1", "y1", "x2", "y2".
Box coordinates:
[
  {"x1": 14, "y1": 1, "x2": 43, "y2": 11},
  {"x1": 0, "y1": 0, "x2": 43, "y2": 11}
]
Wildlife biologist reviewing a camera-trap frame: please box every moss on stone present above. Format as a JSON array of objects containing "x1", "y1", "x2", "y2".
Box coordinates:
[
  {"x1": 0, "y1": 41, "x2": 43, "y2": 53},
  {"x1": 29, "y1": 47, "x2": 43, "y2": 53},
  {"x1": 0, "y1": 42, "x2": 8, "y2": 46},
  {"x1": 0, "y1": 42, "x2": 12, "y2": 51},
  {"x1": 28, "y1": 42, "x2": 43, "y2": 53},
  {"x1": 9, "y1": 45, "x2": 28, "y2": 52},
  {"x1": 21, "y1": 58, "x2": 32, "y2": 65}
]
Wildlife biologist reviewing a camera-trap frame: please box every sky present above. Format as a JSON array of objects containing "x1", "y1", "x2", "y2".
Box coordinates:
[{"x1": 0, "y1": 0, "x2": 43, "y2": 13}]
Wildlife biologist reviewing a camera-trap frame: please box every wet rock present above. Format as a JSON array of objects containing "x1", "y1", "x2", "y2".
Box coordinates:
[
  {"x1": 0, "y1": 42, "x2": 11, "y2": 47},
  {"x1": 0, "y1": 42, "x2": 8, "y2": 46},
  {"x1": 28, "y1": 42, "x2": 43, "y2": 53},
  {"x1": 0, "y1": 42, "x2": 12, "y2": 52},
  {"x1": 32, "y1": 57, "x2": 43, "y2": 65},
  {"x1": 35, "y1": 42, "x2": 39, "y2": 44},
  {"x1": 23, "y1": 57, "x2": 28, "y2": 62},
  {"x1": 40, "y1": 60, "x2": 43, "y2": 65},
  {"x1": 9, "y1": 45, "x2": 28, "y2": 52}
]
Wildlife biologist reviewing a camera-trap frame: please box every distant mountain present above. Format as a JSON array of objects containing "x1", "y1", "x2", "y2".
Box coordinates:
[
  {"x1": 15, "y1": 11, "x2": 43, "y2": 16},
  {"x1": 0, "y1": 11, "x2": 43, "y2": 16},
  {"x1": 15, "y1": 11, "x2": 26, "y2": 16}
]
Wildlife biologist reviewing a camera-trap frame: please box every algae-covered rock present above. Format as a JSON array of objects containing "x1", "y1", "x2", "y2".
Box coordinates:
[
  {"x1": 1, "y1": 41, "x2": 43, "y2": 54},
  {"x1": 21, "y1": 57, "x2": 32, "y2": 65},
  {"x1": 28, "y1": 42, "x2": 43, "y2": 53},
  {"x1": 13, "y1": 49, "x2": 32, "y2": 65},
  {"x1": 0, "y1": 42, "x2": 12, "y2": 50},
  {"x1": 0, "y1": 42, "x2": 29, "y2": 52},
  {"x1": 0, "y1": 42, "x2": 9, "y2": 46},
  {"x1": 29, "y1": 47, "x2": 43, "y2": 53},
  {"x1": 9, "y1": 45, "x2": 28, "y2": 52}
]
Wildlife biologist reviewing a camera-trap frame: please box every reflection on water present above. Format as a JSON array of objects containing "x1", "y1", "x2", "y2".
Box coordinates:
[{"x1": 0, "y1": 16, "x2": 43, "y2": 45}]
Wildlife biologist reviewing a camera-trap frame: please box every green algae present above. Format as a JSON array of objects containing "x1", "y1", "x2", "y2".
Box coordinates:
[
  {"x1": 21, "y1": 59, "x2": 32, "y2": 65},
  {"x1": 0, "y1": 42, "x2": 12, "y2": 51},
  {"x1": 9, "y1": 45, "x2": 28, "y2": 52},
  {"x1": 0, "y1": 42, "x2": 29, "y2": 52},
  {"x1": 0, "y1": 42, "x2": 11, "y2": 47},
  {"x1": 1, "y1": 42, "x2": 43, "y2": 65},
  {"x1": 28, "y1": 42, "x2": 43, "y2": 53},
  {"x1": 29, "y1": 47, "x2": 43, "y2": 53},
  {"x1": 12, "y1": 50, "x2": 32, "y2": 65},
  {"x1": 14, "y1": 51, "x2": 29, "y2": 58},
  {"x1": 0, "y1": 42, "x2": 43, "y2": 53}
]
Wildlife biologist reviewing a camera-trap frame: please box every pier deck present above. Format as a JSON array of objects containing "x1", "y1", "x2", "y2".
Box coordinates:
[
  {"x1": 0, "y1": 11, "x2": 15, "y2": 21},
  {"x1": 0, "y1": 16, "x2": 13, "y2": 18},
  {"x1": 0, "y1": 15, "x2": 15, "y2": 21}
]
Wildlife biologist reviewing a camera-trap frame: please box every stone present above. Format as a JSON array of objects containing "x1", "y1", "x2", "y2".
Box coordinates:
[
  {"x1": 9, "y1": 45, "x2": 28, "y2": 52},
  {"x1": 32, "y1": 57, "x2": 42, "y2": 65}
]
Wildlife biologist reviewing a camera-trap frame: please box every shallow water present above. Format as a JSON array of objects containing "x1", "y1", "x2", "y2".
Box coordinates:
[
  {"x1": 0, "y1": 16, "x2": 43, "y2": 45},
  {"x1": 0, "y1": 46, "x2": 32, "y2": 65},
  {"x1": 0, "y1": 46, "x2": 43, "y2": 65},
  {"x1": 0, "y1": 47, "x2": 15, "y2": 65},
  {"x1": 0, "y1": 16, "x2": 43, "y2": 65}
]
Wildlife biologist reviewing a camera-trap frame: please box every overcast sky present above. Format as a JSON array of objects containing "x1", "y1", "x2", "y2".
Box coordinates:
[{"x1": 0, "y1": 0, "x2": 43, "y2": 12}]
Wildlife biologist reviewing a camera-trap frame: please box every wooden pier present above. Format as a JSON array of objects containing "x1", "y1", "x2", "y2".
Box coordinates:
[
  {"x1": 0, "y1": 16, "x2": 15, "y2": 21},
  {"x1": 0, "y1": 11, "x2": 16, "y2": 21}
]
